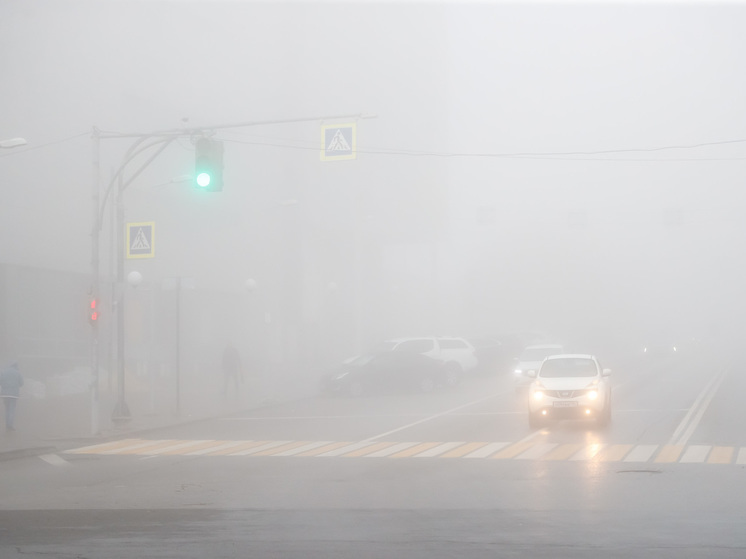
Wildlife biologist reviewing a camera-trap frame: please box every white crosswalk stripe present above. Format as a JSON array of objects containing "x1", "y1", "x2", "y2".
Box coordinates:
[{"x1": 623, "y1": 445, "x2": 659, "y2": 462}]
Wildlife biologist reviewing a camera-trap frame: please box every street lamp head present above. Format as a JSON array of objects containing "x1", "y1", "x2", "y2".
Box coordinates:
[{"x1": 0, "y1": 137, "x2": 27, "y2": 149}]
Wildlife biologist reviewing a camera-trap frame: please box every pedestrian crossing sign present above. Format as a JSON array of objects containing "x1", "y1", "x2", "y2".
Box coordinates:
[
  {"x1": 126, "y1": 222, "x2": 155, "y2": 259},
  {"x1": 321, "y1": 122, "x2": 356, "y2": 161}
]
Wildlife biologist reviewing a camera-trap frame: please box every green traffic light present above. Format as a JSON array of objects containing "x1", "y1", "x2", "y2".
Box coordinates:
[{"x1": 196, "y1": 172, "x2": 212, "y2": 188}]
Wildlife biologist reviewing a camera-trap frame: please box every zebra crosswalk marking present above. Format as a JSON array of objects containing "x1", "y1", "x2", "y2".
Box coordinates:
[
  {"x1": 441, "y1": 442, "x2": 488, "y2": 458},
  {"x1": 209, "y1": 440, "x2": 263, "y2": 455},
  {"x1": 413, "y1": 442, "x2": 463, "y2": 457},
  {"x1": 316, "y1": 441, "x2": 373, "y2": 457},
  {"x1": 570, "y1": 443, "x2": 605, "y2": 461},
  {"x1": 655, "y1": 444, "x2": 685, "y2": 463},
  {"x1": 680, "y1": 445, "x2": 710, "y2": 463},
  {"x1": 390, "y1": 442, "x2": 442, "y2": 458},
  {"x1": 145, "y1": 440, "x2": 212, "y2": 456},
  {"x1": 542, "y1": 444, "x2": 583, "y2": 461},
  {"x1": 517, "y1": 443, "x2": 557, "y2": 460},
  {"x1": 465, "y1": 442, "x2": 510, "y2": 458},
  {"x1": 596, "y1": 444, "x2": 634, "y2": 462},
  {"x1": 623, "y1": 445, "x2": 658, "y2": 463},
  {"x1": 116, "y1": 440, "x2": 178, "y2": 455},
  {"x1": 344, "y1": 441, "x2": 397, "y2": 457},
  {"x1": 255, "y1": 441, "x2": 313, "y2": 456},
  {"x1": 63, "y1": 439, "x2": 746, "y2": 465},
  {"x1": 707, "y1": 446, "x2": 733, "y2": 464},
  {"x1": 233, "y1": 441, "x2": 289, "y2": 456},
  {"x1": 274, "y1": 441, "x2": 333, "y2": 457},
  {"x1": 367, "y1": 442, "x2": 419, "y2": 458},
  {"x1": 492, "y1": 441, "x2": 534, "y2": 459},
  {"x1": 306, "y1": 441, "x2": 355, "y2": 457}
]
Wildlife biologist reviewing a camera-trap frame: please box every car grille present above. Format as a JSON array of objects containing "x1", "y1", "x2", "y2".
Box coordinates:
[{"x1": 544, "y1": 389, "x2": 593, "y2": 398}]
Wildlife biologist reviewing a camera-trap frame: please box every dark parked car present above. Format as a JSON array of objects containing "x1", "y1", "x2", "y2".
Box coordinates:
[{"x1": 320, "y1": 351, "x2": 449, "y2": 396}]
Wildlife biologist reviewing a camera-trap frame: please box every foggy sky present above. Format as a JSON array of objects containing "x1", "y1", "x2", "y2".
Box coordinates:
[{"x1": 2, "y1": 0, "x2": 746, "y2": 352}]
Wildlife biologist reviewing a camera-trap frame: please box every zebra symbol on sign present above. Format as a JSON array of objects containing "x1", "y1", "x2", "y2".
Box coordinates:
[
  {"x1": 126, "y1": 222, "x2": 155, "y2": 259},
  {"x1": 320, "y1": 123, "x2": 356, "y2": 161}
]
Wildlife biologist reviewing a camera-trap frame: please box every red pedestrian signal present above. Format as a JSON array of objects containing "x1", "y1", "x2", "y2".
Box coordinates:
[{"x1": 89, "y1": 298, "x2": 99, "y2": 324}]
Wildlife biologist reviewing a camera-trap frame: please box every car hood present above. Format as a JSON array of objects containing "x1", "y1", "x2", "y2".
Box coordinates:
[{"x1": 534, "y1": 377, "x2": 599, "y2": 390}]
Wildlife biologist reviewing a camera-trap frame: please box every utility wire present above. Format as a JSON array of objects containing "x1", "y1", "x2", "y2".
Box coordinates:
[
  {"x1": 221, "y1": 136, "x2": 746, "y2": 161},
  {"x1": 0, "y1": 131, "x2": 89, "y2": 158}
]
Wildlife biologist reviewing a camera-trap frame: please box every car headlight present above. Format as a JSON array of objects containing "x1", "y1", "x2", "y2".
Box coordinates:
[
  {"x1": 587, "y1": 390, "x2": 598, "y2": 400},
  {"x1": 533, "y1": 390, "x2": 544, "y2": 401},
  {"x1": 514, "y1": 369, "x2": 523, "y2": 375}
]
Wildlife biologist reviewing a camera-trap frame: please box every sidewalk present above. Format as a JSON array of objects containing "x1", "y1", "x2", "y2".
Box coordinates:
[{"x1": 0, "y1": 364, "x2": 320, "y2": 462}]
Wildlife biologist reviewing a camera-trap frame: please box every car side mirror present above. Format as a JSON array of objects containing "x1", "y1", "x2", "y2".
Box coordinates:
[
  {"x1": 602, "y1": 368, "x2": 611, "y2": 377},
  {"x1": 527, "y1": 370, "x2": 537, "y2": 379}
]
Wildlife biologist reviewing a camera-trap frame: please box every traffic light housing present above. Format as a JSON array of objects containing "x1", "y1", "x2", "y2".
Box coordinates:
[
  {"x1": 89, "y1": 298, "x2": 99, "y2": 324},
  {"x1": 194, "y1": 137, "x2": 224, "y2": 191}
]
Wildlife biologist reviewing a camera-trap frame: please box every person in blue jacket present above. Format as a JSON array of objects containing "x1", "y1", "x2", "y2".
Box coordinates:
[{"x1": 0, "y1": 361, "x2": 24, "y2": 432}]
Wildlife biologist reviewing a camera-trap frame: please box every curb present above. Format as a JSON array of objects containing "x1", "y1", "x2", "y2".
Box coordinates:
[{"x1": 0, "y1": 445, "x2": 58, "y2": 463}]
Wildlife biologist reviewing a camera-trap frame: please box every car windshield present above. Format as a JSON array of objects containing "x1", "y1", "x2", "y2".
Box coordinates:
[
  {"x1": 520, "y1": 347, "x2": 561, "y2": 361},
  {"x1": 539, "y1": 358, "x2": 598, "y2": 378}
]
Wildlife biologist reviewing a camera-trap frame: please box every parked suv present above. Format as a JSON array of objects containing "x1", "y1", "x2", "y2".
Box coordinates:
[{"x1": 369, "y1": 337, "x2": 478, "y2": 385}]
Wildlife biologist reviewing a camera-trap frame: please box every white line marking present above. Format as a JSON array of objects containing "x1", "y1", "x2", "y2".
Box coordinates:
[
  {"x1": 38, "y1": 454, "x2": 71, "y2": 467},
  {"x1": 623, "y1": 445, "x2": 658, "y2": 462},
  {"x1": 364, "y1": 391, "x2": 511, "y2": 441},
  {"x1": 737, "y1": 448, "x2": 746, "y2": 465},
  {"x1": 680, "y1": 445, "x2": 711, "y2": 463},
  {"x1": 670, "y1": 368, "x2": 728, "y2": 446}
]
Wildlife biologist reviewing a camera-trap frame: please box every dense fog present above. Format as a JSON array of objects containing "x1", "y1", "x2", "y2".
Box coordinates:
[{"x1": 1, "y1": 1, "x2": 745, "y2": 426}]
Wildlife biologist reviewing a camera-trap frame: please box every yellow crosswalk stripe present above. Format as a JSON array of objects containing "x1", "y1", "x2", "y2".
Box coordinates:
[
  {"x1": 655, "y1": 445, "x2": 684, "y2": 463},
  {"x1": 254, "y1": 441, "x2": 313, "y2": 456},
  {"x1": 491, "y1": 441, "x2": 534, "y2": 459},
  {"x1": 390, "y1": 442, "x2": 443, "y2": 458},
  {"x1": 595, "y1": 444, "x2": 633, "y2": 462},
  {"x1": 298, "y1": 441, "x2": 352, "y2": 457},
  {"x1": 542, "y1": 444, "x2": 583, "y2": 461},
  {"x1": 344, "y1": 441, "x2": 397, "y2": 457},
  {"x1": 707, "y1": 446, "x2": 734, "y2": 464},
  {"x1": 441, "y1": 442, "x2": 489, "y2": 458}
]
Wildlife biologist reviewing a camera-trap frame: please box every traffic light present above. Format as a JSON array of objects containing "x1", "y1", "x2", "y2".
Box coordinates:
[
  {"x1": 194, "y1": 137, "x2": 224, "y2": 191},
  {"x1": 89, "y1": 298, "x2": 99, "y2": 324}
]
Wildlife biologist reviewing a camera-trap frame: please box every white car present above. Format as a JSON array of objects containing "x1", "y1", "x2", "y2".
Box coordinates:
[
  {"x1": 513, "y1": 344, "x2": 564, "y2": 390},
  {"x1": 527, "y1": 354, "x2": 612, "y2": 429},
  {"x1": 369, "y1": 337, "x2": 478, "y2": 385}
]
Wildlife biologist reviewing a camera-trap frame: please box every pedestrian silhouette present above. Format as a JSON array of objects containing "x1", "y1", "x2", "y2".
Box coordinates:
[{"x1": 0, "y1": 361, "x2": 24, "y2": 432}]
